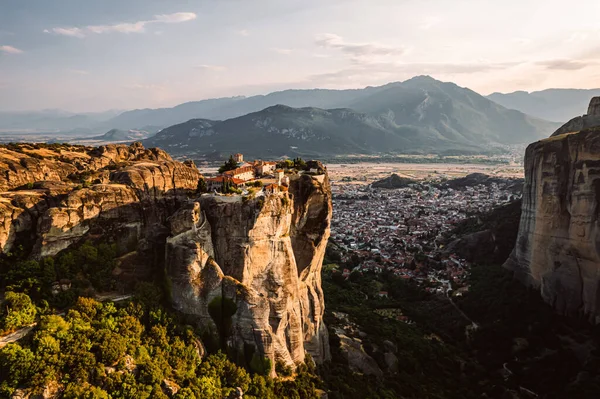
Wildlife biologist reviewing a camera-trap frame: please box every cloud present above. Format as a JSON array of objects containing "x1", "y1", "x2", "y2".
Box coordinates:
[
  {"x1": 271, "y1": 48, "x2": 293, "y2": 55},
  {"x1": 123, "y1": 83, "x2": 166, "y2": 91},
  {"x1": 88, "y1": 21, "x2": 147, "y2": 34},
  {"x1": 68, "y1": 69, "x2": 90, "y2": 75},
  {"x1": 195, "y1": 64, "x2": 226, "y2": 71},
  {"x1": 0, "y1": 45, "x2": 23, "y2": 54},
  {"x1": 309, "y1": 61, "x2": 518, "y2": 85},
  {"x1": 420, "y1": 16, "x2": 442, "y2": 30},
  {"x1": 237, "y1": 29, "x2": 250, "y2": 37},
  {"x1": 45, "y1": 27, "x2": 86, "y2": 38},
  {"x1": 46, "y1": 12, "x2": 197, "y2": 38},
  {"x1": 315, "y1": 33, "x2": 406, "y2": 63},
  {"x1": 154, "y1": 12, "x2": 197, "y2": 23},
  {"x1": 536, "y1": 59, "x2": 592, "y2": 70},
  {"x1": 512, "y1": 37, "x2": 532, "y2": 46}
]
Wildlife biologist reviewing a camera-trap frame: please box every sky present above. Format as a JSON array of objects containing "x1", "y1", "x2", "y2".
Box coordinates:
[{"x1": 1, "y1": 0, "x2": 599, "y2": 112}]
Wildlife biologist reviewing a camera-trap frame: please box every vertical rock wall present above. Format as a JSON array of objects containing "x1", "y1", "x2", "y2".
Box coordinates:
[
  {"x1": 504, "y1": 127, "x2": 600, "y2": 323},
  {"x1": 165, "y1": 172, "x2": 332, "y2": 373}
]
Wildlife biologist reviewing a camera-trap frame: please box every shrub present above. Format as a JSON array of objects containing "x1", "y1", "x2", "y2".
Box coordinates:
[{"x1": 0, "y1": 292, "x2": 37, "y2": 333}]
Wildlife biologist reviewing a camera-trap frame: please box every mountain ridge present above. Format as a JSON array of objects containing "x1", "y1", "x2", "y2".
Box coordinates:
[
  {"x1": 487, "y1": 88, "x2": 600, "y2": 122},
  {"x1": 143, "y1": 77, "x2": 559, "y2": 158}
]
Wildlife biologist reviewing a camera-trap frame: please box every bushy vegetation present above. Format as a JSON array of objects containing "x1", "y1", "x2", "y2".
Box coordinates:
[
  {"x1": 0, "y1": 241, "x2": 321, "y2": 398},
  {"x1": 0, "y1": 292, "x2": 37, "y2": 334},
  {"x1": 0, "y1": 296, "x2": 320, "y2": 398},
  {"x1": 217, "y1": 156, "x2": 238, "y2": 174},
  {"x1": 195, "y1": 178, "x2": 207, "y2": 194},
  {"x1": 321, "y1": 257, "x2": 600, "y2": 399},
  {"x1": 320, "y1": 268, "x2": 483, "y2": 399},
  {"x1": 1, "y1": 241, "x2": 118, "y2": 308}
]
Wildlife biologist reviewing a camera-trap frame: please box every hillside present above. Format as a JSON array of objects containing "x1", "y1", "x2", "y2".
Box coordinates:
[
  {"x1": 487, "y1": 88, "x2": 600, "y2": 122},
  {"x1": 143, "y1": 79, "x2": 559, "y2": 158},
  {"x1": 143, "y1": 104, "x2": 489, "y2": 159},
  {"x1": 131, "y1": 78, "x2": 558, "y2": 148},
  {"x1": 89, "y1": 128, "x2": 155, "y2": 142}
]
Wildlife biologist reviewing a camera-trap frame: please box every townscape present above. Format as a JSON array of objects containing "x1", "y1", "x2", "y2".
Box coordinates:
[{"x1": 329, "y1": 176, "x2": 522, "y2": 296}]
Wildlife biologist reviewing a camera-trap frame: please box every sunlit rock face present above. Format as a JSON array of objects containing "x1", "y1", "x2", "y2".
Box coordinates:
[
  {"x1": 0, "y1": 142, "x2": 332, "y2": 374},
  {"x1": 505, "y1": 99, "x2": 600, "y2": 324},
  {"x1": 165, "y1": 170, "x2": 332, "y2": 374},
  {"x1": 0, "y1": 142, "x2": 201, "y2": 256}
]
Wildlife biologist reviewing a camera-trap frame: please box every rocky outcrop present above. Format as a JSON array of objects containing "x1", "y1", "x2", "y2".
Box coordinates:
[
  {"x1": 0, "y1": 144, "x2": 332, "y2": 373},
  {"x1": 371, "y1": 174, "x2": 416, "y2": 189},
  {"x1": 0, "y1": 142, "x2": 201, "y2": 256},
  {"x1": 165, "y1": 171, "x2": 332, "y2": 374},
  {"x1": 551, "y1": 96, "x2": 600, "y2": 137},
  {"x1": 505, "y1": 121, "x2": 600, "y2": 323}
]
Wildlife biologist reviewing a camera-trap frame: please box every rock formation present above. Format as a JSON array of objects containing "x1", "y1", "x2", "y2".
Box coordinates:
[
  {"x1": 165, "y1": 170, "x2": 332, "y2": 372},
  {"x1": 551, "y1": 96, "x2": 600, "y2": 137},
  {"x1": 505, "y1": 98, "x2": 600, "y2": 323},
  {"x1": 0, "y1": 142, "x2": 332, "y2": 372}
]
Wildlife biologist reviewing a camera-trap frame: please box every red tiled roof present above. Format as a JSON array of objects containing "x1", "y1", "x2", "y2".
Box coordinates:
[{"x1": 224, "y1": 166, "x2": 254, "y2": 176}]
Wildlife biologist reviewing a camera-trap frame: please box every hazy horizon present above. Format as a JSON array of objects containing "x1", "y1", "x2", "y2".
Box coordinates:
[{"x1": 1, "y1": 0, "x2": 599, "y2": 113}]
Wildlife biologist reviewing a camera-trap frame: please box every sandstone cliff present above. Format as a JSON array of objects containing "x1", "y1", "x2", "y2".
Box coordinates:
[
  {"x1": 551, "y1": 96, "x2": 600, "y2": 137},
  {"x1": 0, "y1": 142, "x2": 200, "y2": 258},
  {"x1": 0, "y1": 143, "x2": 332, "y2": 373},
  {"x1": 165, "y1": 171, "x2": 332, "y2": 373},
  {"x1": 505, "y1": 98, "x2": 600, "y2": 323}
]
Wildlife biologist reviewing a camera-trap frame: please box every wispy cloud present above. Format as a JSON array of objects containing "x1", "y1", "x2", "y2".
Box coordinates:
[
  {"x1": 536, "y1": 59, "x2": 592, "y2": 70},
  {"x1": 153, "y1": 12, "x2": 197, "y2": 23},
  {"x1": 68, "y1": 69, "x2": 91, "y2": 75},
  {"x1": 123, "y1": 83, "x2": 167, "y2": 91},
  {"x1": 309, "y1": 61, "x2": 518, "y2": 86},
  {"x1": 195, "y1": 64, "x2": 226, "y2": 71},
  {"x1": 0, "y1": 45, "x2": 23, "y2": 54},
  {"x1": 315, "y1": 33, "x2": 406, "y2": 63},
  {"x1": 512, "y1": 37, "x2": 532, "y2": 46},
  {"x1": 237, "y1": 29, "x2": 250, "y2": 37},
  {"x1": 44, "y1": 27, "x2": 85, "y2": 38},
  {"x1": 46, "y1": 12, "x2": 197, "y2": 38},
  {"x1": 419, "y1": 16, "x2": 442, "y2": 30},
  {"x1": 271, "y1": 48, "x2": 293, "y2": 55}
]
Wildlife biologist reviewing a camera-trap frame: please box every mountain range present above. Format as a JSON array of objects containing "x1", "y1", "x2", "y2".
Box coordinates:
[
  {"x1": 143, "y1": 77, "x2": 558, "y2": 158},
  {"x1": 487, "y1": 88, "x2": 600, "y2": 122},
  {"x1": 1, "y1": 76, "x2": 573, "y2": 156}
]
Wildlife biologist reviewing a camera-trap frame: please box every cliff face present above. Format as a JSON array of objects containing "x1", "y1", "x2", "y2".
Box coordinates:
[
  {"x1": 551, "y1": 96, "x2": 600, "y2": 137},
  {"x1": 505, "y1": 101, "x2": 600, "y2": 323},
  {"x1": 0, "y1": 143, "x2": 200, "y2": 258},
  {"x1": 0, "y1": 143, "x2": 332, "y2": 372},
  {"x1": 165, "y1": 172, "x2": 332, "y2": 372}
]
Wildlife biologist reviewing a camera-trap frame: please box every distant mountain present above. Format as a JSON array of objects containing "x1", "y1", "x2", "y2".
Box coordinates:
[
  {"x1": 143, "y1": 79, "x2": 558, "y2": 158},
  {"x1": 90, "y1": 128, "x2": 155, "y2": 142},
  {"x1": 487, "y1": 88, "x2": 600, "y2": 122},
  {"x1": 110, "y1": 77, "x2": 560, "y2": 137},
  {"x1": 103, "y1": 87, "x2": 386, "y2": 131},
  {"x1": 2, "y1": 77, "x2": 560, "y2": 155},
  {"x1": 0, "y1": 109, "x2": 121, "y2": 132}
]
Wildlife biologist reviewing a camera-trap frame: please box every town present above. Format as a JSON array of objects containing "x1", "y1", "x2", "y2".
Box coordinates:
[{"x1": 328, "y1": 176, "x2": 522, "y2": 296}]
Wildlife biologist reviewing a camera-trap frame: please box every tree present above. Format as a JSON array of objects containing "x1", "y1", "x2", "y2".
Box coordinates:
[
  {"x1": 0, "y1": 292, "x2": 37, "y2": 333},
  {"x1": 196, "y1": 177, "x2": 208, "y2": 193},
  {"x1": 218, "y1": 156, "x2": 238, "y2": 174}
]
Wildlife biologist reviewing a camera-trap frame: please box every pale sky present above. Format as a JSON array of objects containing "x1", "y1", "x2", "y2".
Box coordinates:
[{"x1": 1, "y1": 0, "x2": 599, "y2": 112}]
